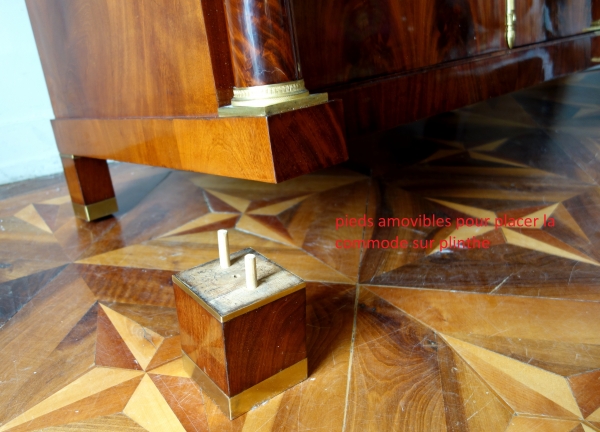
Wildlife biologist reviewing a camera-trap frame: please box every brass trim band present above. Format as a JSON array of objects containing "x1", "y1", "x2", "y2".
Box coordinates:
[
  {"x1": 59, "y1": 153, "x2": 80, "y2": 160},
  {"x1": 172, "y1": 275, "x2": 305, "y2": 323},
  {"x1": 506, "y1": 0, "x2": 516, "y2": 49},
  {"x1": 231, "y1": 79, "x2": 310, "y2": 107},
  {"x1": 72, "y1": 198, "x2": 118, "y2": 221},
  {"x1": 182, "y1": 352, "x2": 307, "y2": 420},
  {"x1": 584, "y1": 20, "x2": 600, "y2": 32},
  {"x1": 218, "y1": 93, "x2": 328, "y2": 117}
]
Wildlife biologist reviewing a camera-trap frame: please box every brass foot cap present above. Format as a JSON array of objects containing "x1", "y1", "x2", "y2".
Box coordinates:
[
  {"x1": 182, "y1": 353, "x2": 307, "y2": 420},
  {"x1": 72, "y1": 197, "x2": 118, "y2": 221}
]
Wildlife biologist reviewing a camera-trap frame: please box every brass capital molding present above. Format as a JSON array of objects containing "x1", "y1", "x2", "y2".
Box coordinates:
[
  {"x1": 506, "y1": 0, "x2": 516, "y2": 49},
  {"x1": 72, "y1": 198, "x2": 118, "y2": 221},
  {"x1": 218, "y1": 93, "x2": 328, "y2": 117},
  {"x1": 231, "y1": 79, "x2": 310, "y2": 107},
  {"x1": 584, "y1": 20, "x2": 600, "y2": 32}
]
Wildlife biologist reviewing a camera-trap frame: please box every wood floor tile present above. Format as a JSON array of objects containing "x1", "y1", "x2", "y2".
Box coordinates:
[
  {"x1": 72, "y1": 264, "x2": 176, "y2": 307},
  {"x1": 365, "y1": 287, "x2": 600, "y2": 346},
  {"x1": 13, "y1": 204, "x2": 52, "y2": 233},
  {"x1": 78, "y1": 230, "x2": 354, "y2": 284},
  {"x1": 0, "y1": 266, "x2": 65, "y2": 328},
  {"x1": 0, "y1": 218, "x2": 70, "y2": 283},
  {"x1": 0, "y1": 272, "x2": 96, "y2": 424},
  {"x1": 150, "y1": 374, "x2": 209, "y2": 432},
  {"x1": 79, "y1": 172, "x2": 211, "y2": 260},
  {"x1": 95, "y1": 305, "x2": 141, "y2": 370},
  {"x1": 147, "y1": 358, "x2": 189, "y2": 378},
  {"x1": 569, "y1": 369, "x2": 600, "y2": 418},
  {"x1": 0, "y1": 369, "x2": 144, "y2": 432},
  {"x1": 35, "y1": 414, "x2": 146, "y2": 431},
  {"x1": 444, "y1": 336, "x2": 582, "y2": 418},
  {"x1": 123, "y1": 375, "x2": 186, "y2": 432},
  {"x1": 145, "y1": 336, "x2": 182, "y2": 371},
  {"x1": 1, "y1": 303, "x2": 98, "y2": 424},
  {"x1": 437, "y1": 342, "x2": 512, "y2": 432},
  {"x1": 345, "y1": 289, "x2": 447, "y2": 432},
  {"x1": 446, "y1": 334, "x2": 600, "y2": 377},
  {"x1": 99, "y1": 304, "x2": 163, "y2": 370},
  {"x1": 504, "y1": 416, "x2": 582, "y2": 432}
]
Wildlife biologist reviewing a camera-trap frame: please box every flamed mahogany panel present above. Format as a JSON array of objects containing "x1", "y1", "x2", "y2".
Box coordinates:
[
  {"x1": 295, "y1": 0, "x2": 505, "y2": 90},
  {"x1": 224, "y1": 0, "x2": 301, "y2": 87},
  {"x1": 333, "y1": 34, "x2": 596, "y2": 136},
  {"x1": 224, "y1": 289, "x2": 306, "y2": 396},
  {"x1": 515, "y1": 0, "x2": 592, "y2": 47},
  {"x1": 25, "y1": 0, "x2": 218, "y2": 118},
  {"x1": 200, "y1": 0, "x2": 235, "y2": 106}
]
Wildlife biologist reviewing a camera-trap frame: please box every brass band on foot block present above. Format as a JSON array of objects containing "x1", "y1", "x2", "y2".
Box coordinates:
[
  {"x1": 182, "y1": 352, "x2": 308, "y2": 420},
  {"x1": 72, "y1": 197, "x2": 118, "y2": 221}
]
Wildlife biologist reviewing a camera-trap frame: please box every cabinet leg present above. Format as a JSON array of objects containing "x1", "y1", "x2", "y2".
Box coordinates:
[{"x1": 60, "y1": 154, "x2": 118, "y2": 221}]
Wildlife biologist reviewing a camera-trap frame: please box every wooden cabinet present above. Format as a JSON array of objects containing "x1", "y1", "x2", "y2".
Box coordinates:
[
  {"x1": 514, "y1": 0, "x2": 592, "y2": 46},
  {"x1": 295, "y1": 0, "x2": 506, "y2": 89},
  {"x1": 25, "y1": 0, "x2": 600, "y2": 220}
]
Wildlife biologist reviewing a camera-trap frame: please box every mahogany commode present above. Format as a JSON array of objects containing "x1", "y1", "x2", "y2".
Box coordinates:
[{"x1": 25, "y1": 0, "x2": 600, "y2": 220}]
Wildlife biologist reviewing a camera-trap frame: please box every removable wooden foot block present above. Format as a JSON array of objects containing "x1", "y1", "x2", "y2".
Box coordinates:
[{"x1": 172, "y1": 231, "x2": 307, "y2": 419}]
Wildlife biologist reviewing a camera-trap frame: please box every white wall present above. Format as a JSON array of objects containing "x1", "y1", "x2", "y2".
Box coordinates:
[{"x1": 0, "y1": 0, "x2": 61, "y2": 185}]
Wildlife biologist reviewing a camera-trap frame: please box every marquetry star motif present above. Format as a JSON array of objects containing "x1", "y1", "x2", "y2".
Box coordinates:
[
  {"x1": 419, "y1": 138, "x2": 535, "y2": 168},
  {"x1": 426, "y1": 198, "x2": 599, "y2": 266},
  {"x1": 367, "y1": 286, "x2": 600, "y2": 428},
  {"x1": 157, "y1": 170, "x2": 366, "y2": 248},
  {"x1": 0, "y1": 303, "x2": 192, "y2": 432}
]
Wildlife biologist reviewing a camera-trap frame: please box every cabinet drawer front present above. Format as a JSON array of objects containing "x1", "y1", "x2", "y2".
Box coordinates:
[
  {"x1": 295, "y1": 0, "x2": 505, "y2": 90},
  {"x1": 514, "y1": 0, "x2": 592, "y2": 46}
]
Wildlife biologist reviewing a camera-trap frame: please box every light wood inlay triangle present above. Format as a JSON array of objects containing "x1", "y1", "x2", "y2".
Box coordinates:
[
  {"x1": 444, "y1": 335, "x2": 582, "y2": 418},
  {"x1": 123, "y1": 375, "x2": 186, "y2": 432},
  {"x1": 13, "y1": 204, "x2": 52, "y2": 233},
  {"x1": 0, "y1": 368, "x2": 144, "y2": 432},
  {"x1": 100, "y1": 304, "x2": 164, "y2": 370}
]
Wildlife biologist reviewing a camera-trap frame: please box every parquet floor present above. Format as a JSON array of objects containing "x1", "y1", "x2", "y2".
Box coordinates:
[{"x1": 2, "y1": 70, "x2": 600, "y2": 431}]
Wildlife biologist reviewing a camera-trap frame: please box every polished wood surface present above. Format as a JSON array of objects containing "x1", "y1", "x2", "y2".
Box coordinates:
[
  {"x1": 294, "y1": 0, "x2": 506, "y2": 90},
  {"x1": 52, "y1": 100, "x2": 347, "y2": 184},
  {"x1": 174, "y1": 284, "x2": 228, "y2": 393},
  {"x1": 224, "y1": 0, "x2": 300, "y2": 87},
  {"x1": 200, "y1": 0, "x2": 236, "y2": 106},
  {"x1": 61, "y1": 157, "x2": 115, "y2": 206},
  {"x1": 25, "y1": 0, "x2": 219, "y2": 118},
  {"x1": 334, "y1": 34, "x2": 598, "y2": 136},
  {"x1": 223, "y1": 289, "x2": 306, "y2": 396},
  {"x1": 515, "y1": 0, "x2": 591, "y2": 47},
  {"x1": 2, "y1": 71, "x2": 600, "y2": 430}
]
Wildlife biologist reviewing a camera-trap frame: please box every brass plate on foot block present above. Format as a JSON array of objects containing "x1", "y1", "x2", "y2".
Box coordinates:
[{"x1": 182, "y1": 352, "x2": 307, "y2": 420}]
